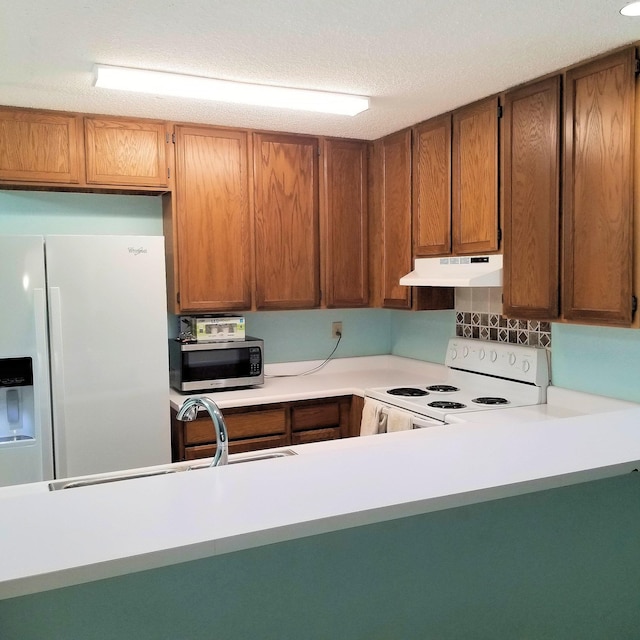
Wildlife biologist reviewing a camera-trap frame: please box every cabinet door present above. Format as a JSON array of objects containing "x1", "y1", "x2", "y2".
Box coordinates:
[
  {"x1": 253, "y1": 133, "x2": 320, "y2": 309},
  {"x1": 175, "y1": 126, "x2": 251, "y2": 311},
  {"x1": 563, "y1": 49, "x2": 636, "y2": 326},
  {"x1": 0, "y1": 108, "x2": 81, "y2": 183},
  {"x1": 372, "y1": 129, "x2": 412, "y2": 309},
  {"x1": 452, "y1": 97, "x2": 500, "y2": 254},
  {"x1": 323, "y1": 138, "x2": 369, "y2": 307},
  {"x1": 413, "y1": 115, "x2": 452, "y2": 256},
  {"x1": 503, "y1": 76, "x2": 561, "y2": 320},
  {"x1": 84, "y1": 117, "x2": 168, "y2": 187}
]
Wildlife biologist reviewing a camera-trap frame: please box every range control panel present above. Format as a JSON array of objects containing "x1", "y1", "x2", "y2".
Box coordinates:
[{"x1": 445, "y1": 338, "x2": 549, "y2": 387}]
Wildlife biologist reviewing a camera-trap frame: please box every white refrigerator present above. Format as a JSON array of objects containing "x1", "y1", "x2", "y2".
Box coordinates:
[{"x1": 0, "y1": 235, "x2": 171, "y2": 487}]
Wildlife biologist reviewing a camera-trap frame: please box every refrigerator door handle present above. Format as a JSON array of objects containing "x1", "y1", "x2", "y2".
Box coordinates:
[
  {"x1": 48, "y1": 287, "x2": 68, "y2": 477},
  {"x1": 33, "y1": 287, "x2": 55, "y2": 480}
]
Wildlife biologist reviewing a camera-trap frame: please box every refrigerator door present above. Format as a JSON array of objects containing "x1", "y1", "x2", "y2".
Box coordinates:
[
  {"x1": 46, "y1": 235, "x2": 171, "y2": 478},
  {"x1": 0, "y1": 236, "x2": 54, "y2": 486}
]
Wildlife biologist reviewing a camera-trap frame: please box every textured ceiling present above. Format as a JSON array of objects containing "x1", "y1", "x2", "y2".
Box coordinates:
[{"x1": 0, "y1": 0, "x2": 638, "y2": 140}]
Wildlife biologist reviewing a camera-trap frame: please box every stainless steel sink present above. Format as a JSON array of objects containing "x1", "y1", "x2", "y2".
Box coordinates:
[
  {"x1": 48, "y1": 448, "x2": 297, "y2": 490},
  {"x1": 187, "y1": 449, "x2": 297, "y2": 470}
]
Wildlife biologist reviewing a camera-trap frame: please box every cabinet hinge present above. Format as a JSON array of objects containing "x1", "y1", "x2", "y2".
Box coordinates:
[
  {"x1": 165, "y1": 133, "x2": 170, "y2": 144},
  {"x1": 497, "y1": 228, "x2": 502, "y2": 243},
  {"x1": 497, "y1": 104, "x2": 503, "y2": 119},
  {"x1": 635, "y1": 58, "x2": 640, "y2": 76},
  {"x1": 167, "y1": 167, "x2": 171, "y2": 180},
  {"x1": 172, "y1": 133, "x2": 176, "y2": 144},
  {"x1": 632, "y1": 295, "x2": 638, "y2": 315},
  {"x1": 177, "y1": 292, "x2": 181, "y2": 305}
]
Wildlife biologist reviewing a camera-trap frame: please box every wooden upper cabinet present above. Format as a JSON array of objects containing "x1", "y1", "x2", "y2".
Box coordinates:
[
  {"x1": 323, "y1": 138, "x2": 369, "y2": 308},
  {"x1": 253, "y1": 133, "x2": 320, "y2": 310},
  {"x1": 373, "y1": 129, "x2": 412, "y2": 309},
  {"x1": 503, "y1": 76, "x2": 561, "y2": 320},
  {"x1": 413, "y1": 114, "x2": 452, "y2": 256},
  {"x1": 452, "y1": 96, "x2": 500, "y2": 255},
  {"x1": 174, "y1": 126, "x2": 251, "y2": 311},
  {"x1": 84, "y1": 116, "x2": 169, "y2": 187},
  {"x1": 0, "y1": 108, "x2": 81, "y2": 183},
  {"x1": 563, "y1": 48, "x2": 636, "y2": 326}
]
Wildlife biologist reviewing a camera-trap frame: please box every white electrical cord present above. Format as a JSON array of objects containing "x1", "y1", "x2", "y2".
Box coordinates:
[{"x1": 265, "y1": 333, "x2": 343, "y2": 378}]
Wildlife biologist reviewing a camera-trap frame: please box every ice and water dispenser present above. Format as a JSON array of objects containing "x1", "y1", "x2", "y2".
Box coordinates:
[{"x1": 0, "y1": 357, "x2": 35, "y2": 444}]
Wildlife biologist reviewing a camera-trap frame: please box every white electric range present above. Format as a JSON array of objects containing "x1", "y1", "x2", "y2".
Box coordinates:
[{"x1": 364, "y1": 338, "x2": 550, "y2": 428}]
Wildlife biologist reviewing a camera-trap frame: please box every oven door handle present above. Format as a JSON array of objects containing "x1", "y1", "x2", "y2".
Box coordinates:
[
  {"x1": 377, "y1": 404, "x2": 442, "y2": 429},
  {"x1": 410, "y1": 414, "x2": 444, "y2": 428}
]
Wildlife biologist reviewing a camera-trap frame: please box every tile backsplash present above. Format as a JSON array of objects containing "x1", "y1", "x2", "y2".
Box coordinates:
[{"x1": 455, "y1": 288, "x2": 552, "y2": 348}]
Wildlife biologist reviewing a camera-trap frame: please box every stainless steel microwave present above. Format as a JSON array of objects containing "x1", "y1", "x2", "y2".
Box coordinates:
[{"x1": 169, "y1": 337, "x2": 264, "y2": 392}]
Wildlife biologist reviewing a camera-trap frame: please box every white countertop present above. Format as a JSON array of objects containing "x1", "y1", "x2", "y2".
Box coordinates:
[
  {"x1": 169, "y1": 355, "x2": 449, "y2": 410},
  {"x1": 2, "y1": 354, "x2": 639, "y2": 601},
  {"x1": 1, "y1": 402, "x2": 640, "y2": 601}
]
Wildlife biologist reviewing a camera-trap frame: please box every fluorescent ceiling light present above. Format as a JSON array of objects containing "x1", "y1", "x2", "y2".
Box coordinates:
[
  {"x1": 620, "y1": 1, "x2": 640, "y2": 15},
  {"x1": 92, "y1": 64, "x2": 369, "y2": 116}
]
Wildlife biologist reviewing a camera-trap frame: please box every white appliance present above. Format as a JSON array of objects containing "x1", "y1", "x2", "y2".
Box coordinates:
[
  {"x1": 0, "y1": 235, "x2": 171, "y2": 487},
  {"x1": 365, "y1": 338, "x2": 549, "y2": 426},
  {"x1": 399, "y1": 254, "x2": 503, "y2": 287}
]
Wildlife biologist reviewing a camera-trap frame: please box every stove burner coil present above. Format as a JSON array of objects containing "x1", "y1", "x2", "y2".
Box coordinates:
[
  {"x1": 428, "y1": 400, "x2": 466, "y2": 410},
  {"x1": 426, "y1": 385, "x2": 460, "y2": 393},
  {"x1": 472, "y1": 397, "x2": 509, "y2": 405},
  {"x1": 387, "y1": 387, "x2": 429, "y2": 397}
]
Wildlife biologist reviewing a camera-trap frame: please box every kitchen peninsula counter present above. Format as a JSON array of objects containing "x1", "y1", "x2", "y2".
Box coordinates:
[{"x1": 1, "y1": 403, "x2": 639, "y2": 602}]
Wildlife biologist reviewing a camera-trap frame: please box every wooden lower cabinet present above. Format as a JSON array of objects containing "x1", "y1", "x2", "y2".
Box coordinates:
[{"x1": 171, "y1": 396, "x2": 359, "y2": 462}]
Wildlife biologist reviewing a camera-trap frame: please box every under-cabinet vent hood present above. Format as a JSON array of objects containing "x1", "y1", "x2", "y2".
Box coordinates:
[{"x1": 399, "y1": 255, "x2": 503, "y2": 288}]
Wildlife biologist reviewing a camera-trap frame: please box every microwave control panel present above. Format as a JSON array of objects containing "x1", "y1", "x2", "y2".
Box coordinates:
[{"x1": 249, "y1": 347, "x2": 262, "y2": 376}]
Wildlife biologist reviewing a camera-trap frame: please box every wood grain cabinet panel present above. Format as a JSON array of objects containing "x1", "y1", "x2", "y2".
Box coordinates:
[
  {"x1": 0, "y1": 108, "x2": 81, "y2": 183},
  {"x1": 323, "y1": 138, "x2": 369, "y2": 307},
  {"x1": 563, "y1": 48, "x2": 636, "y2": 326},
  {"x1": 84, "y1": 117, "x2": 168, "y2": 187},
  {"x1": 174, "y1": 126, "x2": 251, "y2": 311},
  {"x1": 503, "y1": 76, "x2": 561, "y2": 320},
  {"x1": 413, "y1": 115, "x2": 452, "y2": 256},
  {"x1": 372, "y1": 129, "x2": 412, "y2": 309},
  {"x1": 171, "y1": 396, "x2": 355, "y2": 462},
  {"x1": 253, "y1": 133, "x2": 320, "y2": 310},
  {"x1": 452, "y1": 97, "x2": 500, "y2": 255}
]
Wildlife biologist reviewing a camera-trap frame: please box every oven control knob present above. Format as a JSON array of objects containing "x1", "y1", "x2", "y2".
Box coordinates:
[
  {"x1": 462, "y1": 346, "x2": 469, "y2": 358},
  {"x1": 522, "y1": 360, "x2": 531, "y2": 373},
  {"x1": 508, "y1": 352, "x2": 517, "y2": 366},
  {"x1": 479, "y1": 348, "x2": 486, "y2": 360},
  {"x1": 449, "y1": 348, "x2": 457, "y2": 360},
  {"x1": 490, "y1": 350, "x2": 498, "y2": 362}
]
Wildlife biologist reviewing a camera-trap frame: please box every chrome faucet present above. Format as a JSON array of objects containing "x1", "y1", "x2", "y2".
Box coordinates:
[{"x1": 176, "y1": 396, "x2": 229, "y2": 467}]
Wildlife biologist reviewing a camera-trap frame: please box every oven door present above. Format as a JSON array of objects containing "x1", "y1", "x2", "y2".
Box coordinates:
[{"x1": 369, "y1": 398, "x2": 444, "y2": 429}]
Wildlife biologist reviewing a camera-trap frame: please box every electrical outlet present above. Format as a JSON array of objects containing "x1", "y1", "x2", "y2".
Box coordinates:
[{"x1": 331, "y1": 321, "x2": 343, "y2": 339}]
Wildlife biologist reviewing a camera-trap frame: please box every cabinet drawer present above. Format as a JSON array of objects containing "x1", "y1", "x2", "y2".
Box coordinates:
[
  {"x1": 292, "y1": 427, "x2": 341, "y2": 445},
  {"x1": 291, "y1": 402, "x2": 340, "y2": 432},
  {"x1": 184, "y1": 408, "x2": 286, "y2": 444}
]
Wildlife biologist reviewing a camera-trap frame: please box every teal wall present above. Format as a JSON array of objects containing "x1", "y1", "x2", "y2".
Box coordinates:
[
  {"x1": 551, "y1": 323, "x2": 640, "y2": 402},
  {"x1": 0, "y1": 190, "x2": 163, "y2": 235},
  {"x1": 2, "y1": 473, "x2": 639, "y2": 639},
  {"x1": 391, "y1": 309, "x2": 456, "y2": 363},
  {"x1": 2, "y1": 190, "x2": 640, "y2": 400},
  {"x1": 244, "y1": 309, "x2": 392, "y2": 363}
]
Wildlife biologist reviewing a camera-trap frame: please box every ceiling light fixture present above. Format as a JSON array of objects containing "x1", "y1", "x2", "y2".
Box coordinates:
[
  {"x1": 92, "y1": 64, "x2": 370, "y2": 116},
  {"x1": 620, "y1": 1, "x2": 640, "y2": 15}
]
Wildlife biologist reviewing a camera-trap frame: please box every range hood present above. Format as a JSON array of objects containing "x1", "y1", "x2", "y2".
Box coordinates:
[{"x1": 399, "y1": 255, "x2": 503, "y2": 288}]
